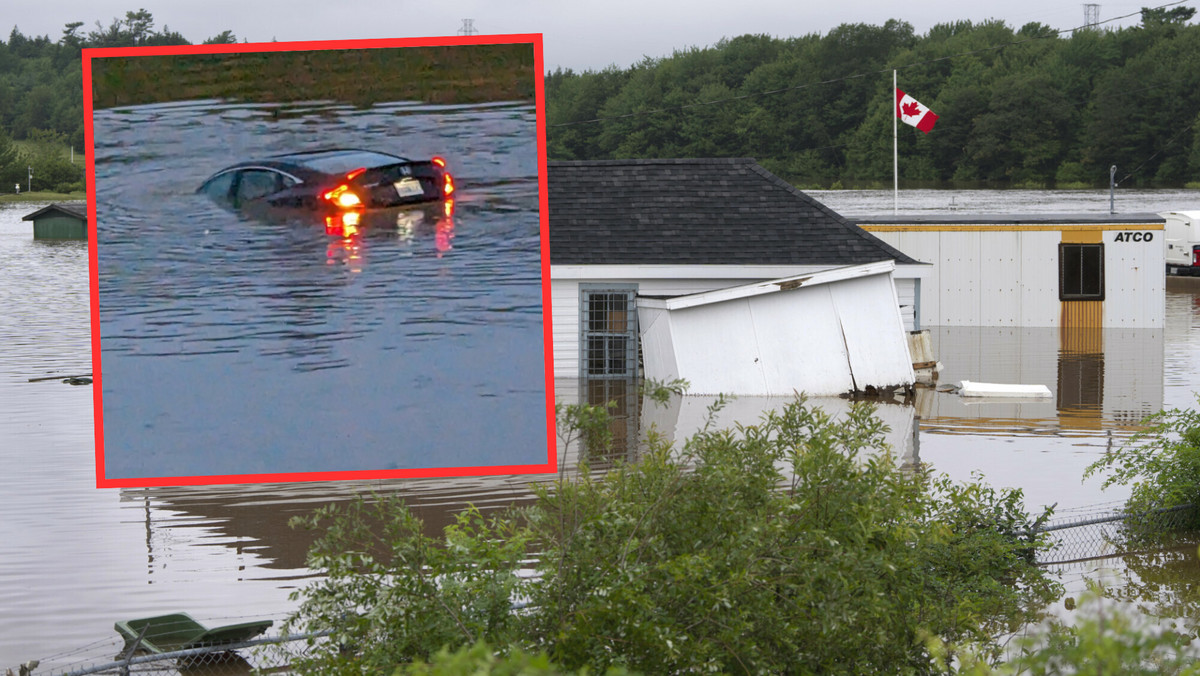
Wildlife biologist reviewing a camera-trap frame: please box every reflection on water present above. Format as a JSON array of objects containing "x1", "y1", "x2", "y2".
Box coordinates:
[
  {"x1": 917, "y1": 326, "x2": 1162, "y2": 437},
  {"x1": 92, "y1": 99, "x2": 547, "y2": 479}
]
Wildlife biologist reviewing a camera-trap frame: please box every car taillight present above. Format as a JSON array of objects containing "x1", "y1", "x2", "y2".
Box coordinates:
[
  {"x1": 322, "y1": 184, "x2": 362, "y2": 209},
  {"x1": 431, "y1": 156, "x2": 446, "y2": 168},
  {"x1": 443, "y1": 173, "x2": 455, "y2": 197},
  {"x1": 1193, "y1": 245, "x2": 1200, "y2": 267}
]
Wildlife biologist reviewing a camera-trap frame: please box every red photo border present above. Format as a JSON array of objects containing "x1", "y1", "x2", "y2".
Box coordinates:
[{"x1": 83, "y1": 34, "x2": 556, "y2": 488}]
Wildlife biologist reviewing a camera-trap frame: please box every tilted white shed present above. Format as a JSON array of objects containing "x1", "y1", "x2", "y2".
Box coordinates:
[{"x1": 636, "y1": 261, "x2": 915, "y2": 396}]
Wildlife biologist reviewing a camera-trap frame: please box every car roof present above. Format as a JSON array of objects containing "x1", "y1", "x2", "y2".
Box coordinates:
[{"x1": 265, "y1": 149, "x2": 411, "y2": 175}]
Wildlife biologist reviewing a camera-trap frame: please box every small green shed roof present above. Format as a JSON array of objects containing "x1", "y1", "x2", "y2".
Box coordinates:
[{"x1": 22, "y1": 202, "x2": 88, "y2": 222}]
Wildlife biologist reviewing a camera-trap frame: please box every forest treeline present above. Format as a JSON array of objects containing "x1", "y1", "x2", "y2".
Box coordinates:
[
  {"x1": 0, "y1": 10, "x2": 236, "y2": 192},
  {"x1": 4, "y1": 8, "x2": 1200, "y2": 191},
  {"x1": 547, "y1": 7, "x2": 1200, "y2": 188}
]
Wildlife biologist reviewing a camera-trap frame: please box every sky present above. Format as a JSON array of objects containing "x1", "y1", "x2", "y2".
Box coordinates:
[{"x1": 7, "y1": 0, "x2": 1162, "y2": 72}]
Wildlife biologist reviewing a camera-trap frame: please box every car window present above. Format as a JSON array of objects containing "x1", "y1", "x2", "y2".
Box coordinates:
[
  {"x1": 200, "y1": 172, "x2": 235, "y2": 202},
  {"x1": 236, "y1": 170, "x2": 281, "y2": 201},
  {"x1": 287, "y1": 151, "x2": 405, "y2": 174}
]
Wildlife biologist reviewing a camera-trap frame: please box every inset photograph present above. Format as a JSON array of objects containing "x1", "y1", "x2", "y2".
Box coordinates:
[{"x1": 85, "y1": 36, "x2": 553, "y2": 486}]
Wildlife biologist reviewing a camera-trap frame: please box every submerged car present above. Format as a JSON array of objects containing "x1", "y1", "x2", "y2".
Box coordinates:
[{"x1": 197, "y1": 148, "x2": 455, "y2": 213}]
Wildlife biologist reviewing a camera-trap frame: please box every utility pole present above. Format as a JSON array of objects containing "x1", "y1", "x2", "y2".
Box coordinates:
[
  {"x1": 27, "y1": 166, "x2": 32, "y2": 193},
  {"x1": 1109, "y1": 165, "x2": 1117, "y2": 214},
  {"x1": 457, "y1": 19, "x2": 477, "y2": 36}
]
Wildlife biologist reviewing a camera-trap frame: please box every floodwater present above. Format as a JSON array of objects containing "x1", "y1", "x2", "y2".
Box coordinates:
[
  {"x1": 2, "y1": 187, "x2": 1199, "y2": 669},
  {"x1": 91, "y1": 99, "x2": 548, "y2": 479}
]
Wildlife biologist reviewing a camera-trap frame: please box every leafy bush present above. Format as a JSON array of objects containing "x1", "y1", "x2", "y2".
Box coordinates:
[
  {"x1": 396, "y1": 641, "x2": 634, "y2": 675},
  {"x1": 1084, "y1": 394, "x2": 1200, "y2": 533},
  {"x1": 932, "y1": 581, "x2": 1200, "y2": 675},
  {"x1": 287, "y1": 397, "x2": 1059, "y2": 674}
]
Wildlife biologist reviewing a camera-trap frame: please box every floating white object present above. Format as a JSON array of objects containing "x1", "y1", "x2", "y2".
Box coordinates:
[{"x1": 959, "y1": 380, "x2": 1052, "y2": 398}]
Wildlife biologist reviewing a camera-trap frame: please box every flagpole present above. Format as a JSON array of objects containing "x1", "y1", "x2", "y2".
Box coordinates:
[{"x1": 893, "y1": 69, "x2": 898, "y2": 215}]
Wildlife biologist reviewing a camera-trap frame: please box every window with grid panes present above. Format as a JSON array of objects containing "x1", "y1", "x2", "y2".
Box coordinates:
[{"x1": 580, "y1": 287, "x2": 638, "y2": 379}]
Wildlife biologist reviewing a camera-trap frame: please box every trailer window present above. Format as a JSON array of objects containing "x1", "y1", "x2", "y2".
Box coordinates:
[{"x1": 1059, "y1": 243, "x2": 1105, "y2": 301}]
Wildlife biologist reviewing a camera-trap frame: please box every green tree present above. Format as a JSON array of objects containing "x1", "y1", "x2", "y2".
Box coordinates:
[
  {"x1": 202, "y1": 30, "x2": 238, "y2": 45},
  {"x1": 965, "y1": 72, "x2": 1076, "y2": 184},
  {"x1": 0, "y1": 126, "x2": 21, "y2": 189},
  {"x1": 1141, "y1": 6, "x2": 1198, "y2": 29},
  {"x1": 20, "y1": 128, "x2": 84, "y2": 192}
]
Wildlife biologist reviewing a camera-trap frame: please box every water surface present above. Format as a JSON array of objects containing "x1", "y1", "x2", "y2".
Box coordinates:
[
  {"x1": 3, "y1": 188, "x2": 1199, "y2": 669},
  {"x1": 92, "y1": 99, "x2": 549, "y2": 479}
]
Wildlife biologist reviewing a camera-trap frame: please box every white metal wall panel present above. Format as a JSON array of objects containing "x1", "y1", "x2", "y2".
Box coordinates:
[
  {"x1": 826, "y1": 274, "x2": 915, "y2": 389},
  {"x1": 1103, "y1": 230, "x2": 1165, "y2": 327},
  {"x1": 746, "y1": 286, "x2": 856, "y2": 395},
  {"x1": 978, "y1": 231, "x2": 1021, "y2": 325},
  {"x1": 636, "y1": 305, "x2": 679, "y2": 383},
  {"x1": 666, "y1": 298, "x2": 781, "y2": 394},
  {"x1": 940, "y1": 231, "x2": 980, "y2": 326},
  {"x1": 1017, "y1": 232, "x2": 1061, "y2": 326}
]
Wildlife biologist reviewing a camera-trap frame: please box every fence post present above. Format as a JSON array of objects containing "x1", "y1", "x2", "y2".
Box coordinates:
[{"x1": 118, "y1": 625, "x2": 149, "y2": 676}]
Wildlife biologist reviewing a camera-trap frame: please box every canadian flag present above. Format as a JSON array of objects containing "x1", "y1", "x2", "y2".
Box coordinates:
[{"x1": 896, "y1": 89, "x2": 939, "y2": 134}]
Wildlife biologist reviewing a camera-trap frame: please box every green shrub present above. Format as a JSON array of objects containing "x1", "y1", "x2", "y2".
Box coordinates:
[
  {"x1": 1084, "y1": 394, "x2": 1200, "y2": 534},
  {"x1": 287, "y1": 397, "x2": 1059, "y2": 674},
  {"x1": 932, "y1": 581, "x2": 1200, "y2": 675},
  {"x1": 396, "y1": 640, "x2": 635, "y2": 675},
  {"x1": 1055, "y1": 161, "x2": 1092, "y2": 186}
]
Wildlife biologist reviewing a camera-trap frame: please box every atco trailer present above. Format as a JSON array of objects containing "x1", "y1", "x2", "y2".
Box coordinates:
[
  {"x1": 855, "y1": 214, "x2": 1166, "y2": 328},
  {"x1": 1161, "y1": 211, "x2": 1200, "y2": 276}
]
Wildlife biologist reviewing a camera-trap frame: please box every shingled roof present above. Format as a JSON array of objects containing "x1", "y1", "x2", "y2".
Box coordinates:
[
  {"x1": 21, "y1": 202, "x2": 87, "y2": 222},
  {"x1": 548, "y1": 158, "x2": 919, "y2": 266}
]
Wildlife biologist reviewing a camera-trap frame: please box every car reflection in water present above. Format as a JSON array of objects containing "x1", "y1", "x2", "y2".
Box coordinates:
[
  {"x1": 323, "y1": 199, "x2": 456, "y2": 272},
  {"x1": 197, "y1": 148, "x2": 457, "y2": 269}
]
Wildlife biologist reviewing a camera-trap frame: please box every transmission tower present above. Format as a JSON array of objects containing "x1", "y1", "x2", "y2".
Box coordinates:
[
  {"x1": 1083, "y1": 4, "x2": 1100, "y2": 30},
  {"x1": 457, "y1": 19, "x2": 477, "y2": 36}
]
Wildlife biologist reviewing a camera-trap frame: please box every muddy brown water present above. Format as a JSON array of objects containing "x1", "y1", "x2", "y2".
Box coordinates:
[{"x1": 3, "y1": 187, "x2": 1199, "y2": 669}]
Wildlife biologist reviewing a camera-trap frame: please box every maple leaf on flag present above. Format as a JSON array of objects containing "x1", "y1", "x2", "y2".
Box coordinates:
[{"x1": 901, "y1": 101, "x2": 922, "y2": 118}]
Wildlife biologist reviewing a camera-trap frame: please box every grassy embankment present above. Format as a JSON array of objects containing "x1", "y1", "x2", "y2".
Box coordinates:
[
  {"x1": 0, "y1": 191, "x2": 88, "y2": 203},
  {"x1": 90, "y1": 44, "x2": 537, "y2": 108}
]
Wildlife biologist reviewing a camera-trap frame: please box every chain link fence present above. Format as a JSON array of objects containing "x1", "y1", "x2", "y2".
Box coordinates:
[
  {"x1": 10, "y1": 623, "x2": 329, "y2": 676},
  {"x1": 1031, "y1": 500, "x2": 1198, "y2": 566}
]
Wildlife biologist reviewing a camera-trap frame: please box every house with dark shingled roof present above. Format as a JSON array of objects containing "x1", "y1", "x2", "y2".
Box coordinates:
[{"x1": 548, "y1": 158, "x2": 929, "y2": 379}]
